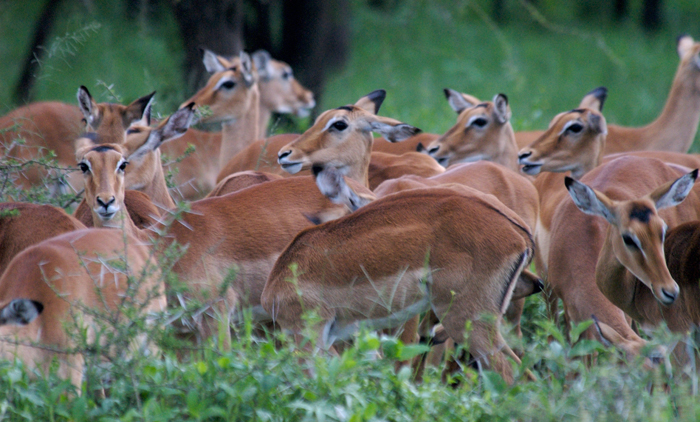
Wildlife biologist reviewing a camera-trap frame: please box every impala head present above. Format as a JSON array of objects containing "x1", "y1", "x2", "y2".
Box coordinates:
[
  {"x1": 180, "y1": 50, "x2": 258, "y2": 124},
  {"x1": 565, "y1": 169, "x2": 698, "y2": 306},
  {"x1": 77, "y1": 143, "x2": 130, "y2": 223},
  {"x1": 426, "y1": 90, "x2": 513, "y2": 167},
  {"x1": 518, "y1": 88, "x2": 608, "y2": 180},
  {"x1": 677, "y1": 35, "x2": 700, "y2": 91},
  {"x1": 252, "y1": 50, "x2": 315, "y2": 117},
  {"x1": 277, "y1": 90, "x2": 421, "y2": 180},
  {"x1": 76, "y1": 86, "x2": 155, "y2": 144}
]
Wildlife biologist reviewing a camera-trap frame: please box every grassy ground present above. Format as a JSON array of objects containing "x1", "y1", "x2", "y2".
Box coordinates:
[{"x1": 2, "y1": 1, "x2": 700, "y2": 420}]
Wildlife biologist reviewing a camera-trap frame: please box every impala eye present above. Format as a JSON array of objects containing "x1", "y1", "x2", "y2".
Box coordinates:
[
  {"x1": 220, "y1": 80, "x2": 235, "y2": 90},
  {"x1": 78, "y1": 162, "x2": 90, "y2": 174},
  {"x1": 331, "y1": 121, "x2": 348, "y2": 131},
  {"x1": 282, "y1": 71, "x2": 292, "y2": 80},
  {"x1": 471, "y1": 118, "x2": 488, "y2": 128},
  {"x1": 567, "y1": 123, "x2": 584, "y2": 134},
  {"x1": 118, "y1": 161, "x2": 129, "y2": 172},
  {"x1": 126, "y1": 127, "x2": 141, "y2": 135},
  {"x1": 622, "y1": 234, "x2": 639, "y2": 250}
]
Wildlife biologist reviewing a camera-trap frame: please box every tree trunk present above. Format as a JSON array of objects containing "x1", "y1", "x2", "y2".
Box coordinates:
[
  {"x1": 171, "y1": 0, "x2": 244, "y2": 95},
  {"x1": 613, "y1": 0, "x2": 628, "y2": 21},
  {"x1": 279, "y1": 0, "x2": 349, "y2": 109},
  {"x1": 642, "y1": 0, "x2": 662, "y2": 31},
  {"x1": 13, "y1": 0, "x2": 64, "y2": 104}
]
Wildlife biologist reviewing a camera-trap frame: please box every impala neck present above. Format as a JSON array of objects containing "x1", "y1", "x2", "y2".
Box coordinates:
[
  {"x1": 349, "y1": 134, "x2": 373, "y2": 188},
  {"x1": 219, "y1": 92, "x2": 260, "y2": 169},
  {"x1": 258, "y1": 106, "x2": 272, "y2": 138},
  {"x1": 142, "y1": 150, "x2": 177, "y2": 211},
  {"x1": 637, "y1": 66, "x2": 700, "y2": 152},
  {"x1": 496, "y1": 125, "x2": 519, "y2": 172}
]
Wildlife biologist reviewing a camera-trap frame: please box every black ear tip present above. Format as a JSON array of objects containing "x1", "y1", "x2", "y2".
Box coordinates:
[
  {"x1": 198, "y1": 46, "x2": 208, "y2": 55},
  {"x1": 31, "y1": 300, "x2": 44, "y2": 314},
  {"x1": 443, "y1": 88, "x2": 452, "y2": 99},
  {"x1": 185, "y1": 102, "x2": 196, "y2": 111},
  {"x1": 312, "y1": 164, "x2": 324, "y2": 176},
  {"x1": 691, "y1": 169, "x2": 699, "y2": 179},
  {"x1": 564, "y1": 176, "x2": 575, "y2": 189},
  {"x1": 497, "y1": 93, "x2": 508, "y2": 103},
  {"x1": 416, "y1": 142, "x2": 425, "y2": 152}
]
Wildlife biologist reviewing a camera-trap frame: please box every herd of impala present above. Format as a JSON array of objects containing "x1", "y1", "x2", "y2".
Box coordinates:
[{"x1": 1, "y1": 35, "x2": 700, "y2": 390}]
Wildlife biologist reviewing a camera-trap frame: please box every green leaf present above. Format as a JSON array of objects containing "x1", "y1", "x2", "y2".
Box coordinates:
[
  {"x1": 397, "y1": 344, "x2": 430, "y2": 361},
  {"x1": 569, "y1": 320, "x2": 594, "y2": 344}
]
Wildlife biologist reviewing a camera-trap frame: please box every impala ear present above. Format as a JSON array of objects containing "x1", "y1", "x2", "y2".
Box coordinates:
[
  {"x1": 677, "y1": 34, "x2": 695, "y2": 58},
  {"x1": 240, "y1": 51, "x2": 255, "y2": 87},
  {"x1": 355, "y1": 89, "x2": 386, "y2": 114},
  {"x1": 650, "y1": 169, "x2": 698, "y2": 210},
  {"x1": 587, "y1": 111, "x2": 607, "y2": 135},
  {"x1": 77, "y1": 85, "x2": 99, "y2": 127},
  {"x1": 313, "y1": 165, "x2": 375, "y2": 211},
  {"x1": 510, "y1": 269, "x2": 544, "y2": 301},
  {"x1": 0, "y1": 299, "x2": 43, "y2": 326},
  {"x1": 124, "y1": 91, "x2": 156, "y2": 127},
  {"x1": 492, "y1": 93, "x2": 511, "y2": 124},
  {"x1": 127, "y1": 104, "x2": 195, "y2": 161},
  {"x1": 363, "y1": 115, "x2": 421, "y2": 142},
  {"x1": 565, "y1": 177, "x2": 617, "y2": 224},
  {"x1": 444, "y1": 88, "x2": 477, "y2": 114},
  {"x1": 578, "y1": 86, "x2": 608, "y2": 112},
  {"x1": 201, "y1": 48, "x2": 228, "y2": 73},
  {"x1": 252, "y1": 50, "x2": 274, "y2": 80}
]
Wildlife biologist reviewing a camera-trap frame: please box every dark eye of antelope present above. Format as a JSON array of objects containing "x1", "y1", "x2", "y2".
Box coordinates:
[
  {"x1": 622, "y1": 234, "x2": 639, "y2": 250},
  {"x1": 282, "y1": 71, "x2": 292, "y2": 80},
  {"x1": 118, "y1": 161, "x2": 129, "y2": 172},
  {"x1": 567, "y1": 123, "x2": 584, "y2": 134},
  {"x1": 78, "y1": 162, "x2": 90, "y2": 174},
  {"x1": 331, "y1": 121, "x2": 348, "y2": 131},
  {"x1": 471, "y1": 118, "x2": 488, "y2": 128},
  {"x1": 220, "y1": 80, "x2": 235, "y2": 90},
  {"x1": 126, "y1": 127, "x2": 141, "y2": 135}
]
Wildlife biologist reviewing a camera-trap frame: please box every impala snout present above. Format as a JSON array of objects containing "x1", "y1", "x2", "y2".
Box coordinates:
[
  {"x1": 95, "y1": 195, "x2": 119, "y2": 220},
  {"x1": 657, "y1": 282, "x2": 680, "y2": 306},
  {"x1": 425, "y1": 144, "x2": 450, "y2": 167},
  {"x1": 517, "y1": 150, "x2": 543, "y2": 175},
  {"x1": 277, "y1": 149, "x2": 304, "y2": 174},
  {"x1": 296, "y1": 97, "x2": 316, "y2": 118}
]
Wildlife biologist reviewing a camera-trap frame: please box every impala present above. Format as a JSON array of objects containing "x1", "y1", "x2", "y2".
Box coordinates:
[
  {"x1": 261, "y1": 165, "x2": 535, "y2": 384},
  {"x1": 0, "y1": 86, "x2": 154, "y2": 192},
  {"x1": 559, "y1": 163, "x2": 700, "y2": 358}
]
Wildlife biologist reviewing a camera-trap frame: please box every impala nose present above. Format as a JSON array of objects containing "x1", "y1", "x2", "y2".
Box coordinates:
[
  {"x1": 278, "y1": 150, "x2": 292, "y2": 161},
  {"x1": 96, "y1": 196, "x2": 115, "y2": 210},
  {"x1": 518, "y1": 151, "x2": 532, "y2": 162},
  {"x1": 427, "y1": 146, "x2": 440, "y2": 155}
]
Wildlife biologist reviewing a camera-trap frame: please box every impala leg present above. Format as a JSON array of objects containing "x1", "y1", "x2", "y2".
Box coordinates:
[{"x1": 394, "y1": 314, "x2": 420, "y2": 373}]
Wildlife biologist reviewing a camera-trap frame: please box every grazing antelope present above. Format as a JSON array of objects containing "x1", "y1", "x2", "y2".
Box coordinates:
[
  {"x1": 262, "y1": 166, "x2": 535, "y2": 384},
  {"x1": 0, "y1": 87, "x2": 154, "y2": 193},
  {"x1": 544, "y1": 156, "x2": 700, "y2": 357}
]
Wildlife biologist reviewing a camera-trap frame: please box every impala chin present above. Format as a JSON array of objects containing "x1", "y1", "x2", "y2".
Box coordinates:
[
  {"x1": 279, "y1": 161, "x2": 304, "y2": 174},
  {"x1": 295, "y1": 104, "x2": 315, "y2": 118},
  {"x1": 95, "y1": 206, "x2": 119, "y2": 221},
  {"x1": 432, "y1": 156, "x2": 450, "y2": 167},
  {"x1": 520, "y1": 163, "x2": 543, "y2": 175}
]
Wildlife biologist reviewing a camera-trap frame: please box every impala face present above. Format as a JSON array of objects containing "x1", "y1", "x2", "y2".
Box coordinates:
[
  {"x1": 566, "y1": 170, "x2": 698, "y2": 306},
  {"x1": 518, "y1": 108, "x2": 607, "y2": 179},
  {"x1": 427, "y1": 93, "x2": 512, "y2": 168},
  {"x1": 77, "y1": 144, "x2": 129, "y2": 223},
  {"x1": 180, "y1": 52, "x2": 257, "y2": 124},
  {"x1": 253, "y1": 50, "x2": 315, "y2": 117},
  {"x1": 277, "y1": 90, "x2": 420, "y2": 175}
]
